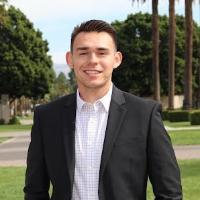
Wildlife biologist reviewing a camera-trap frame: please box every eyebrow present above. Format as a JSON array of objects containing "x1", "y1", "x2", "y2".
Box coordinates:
[
  {"x1": 76, "y1": 47, "x2": 109, "y2": 51},
  {"x1": 76, "y1": 47, "x2": 89, "y2": 51}
]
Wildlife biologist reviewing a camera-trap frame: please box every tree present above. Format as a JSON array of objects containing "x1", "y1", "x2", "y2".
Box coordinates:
[
  {"x1": 0, "y1": 0, "x2": 8, "y2": 26},
  {"x1": 168, "y1": 0, "x2": 176, "y2": 110},
  {"x1": 0, "y1": 0, "x2": 7, "y2": 4},
  {"x1": 49, "y1": 72, "x2": 71, "y2": 100},
  {"x1": 183, "y1": 0, "x2": 193, "y2": 109},
  {"x1": 131, "y1": 0, "x2": 160, "y2": 101},
  {"x1": 0, "y1": 6, "x2": 55, "y2": 101},
  {"x1": 152, "y1": 0, "x2": 160, "y2": 101},
  {"x1": 112, "y1": 13, "x2": 200, "y2": 99},
  {"x1": 0, "y1": 0, "x2": 7, "y2": 3},
  {"x1": 112, "y1": 13, "x2": 153, "y2": 96},
  {"x1": 192, "y1": 3, "x2": 200, "y2": 108},
  {"x1": 68, "y1": 70, "x2": 77, "y2": 93}
]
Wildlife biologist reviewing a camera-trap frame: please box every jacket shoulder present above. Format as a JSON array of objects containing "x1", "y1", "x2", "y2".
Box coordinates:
[
  {"x1": 122, "y1": 91, "x2": 159, "y2": 109},
  {"x1": 34, "y1": 93, "x2": 76, "y2": 114}
]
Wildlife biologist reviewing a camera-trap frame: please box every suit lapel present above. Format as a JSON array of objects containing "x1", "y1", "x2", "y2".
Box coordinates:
[
  {"x1": 99, "y1": 86, "x2": 127, "y2": 180},
  {"x1": 61, "y1": 94, "x2": 76, "y2": 191}
]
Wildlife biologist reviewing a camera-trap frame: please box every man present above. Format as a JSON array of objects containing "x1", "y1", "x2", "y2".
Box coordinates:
[{"x1": 24, "y1": 20, "x2": 182, "y2": 200}]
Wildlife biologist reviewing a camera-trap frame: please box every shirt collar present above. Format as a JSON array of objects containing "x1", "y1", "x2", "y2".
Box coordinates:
[{"x1": 76, "y1": 83, "x2": 113, "y2": 113}]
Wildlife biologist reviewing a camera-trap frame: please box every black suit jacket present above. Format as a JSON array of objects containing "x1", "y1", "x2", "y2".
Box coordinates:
[{"x1": 24, "y1": 86, "x2": 182, "y2": 200}]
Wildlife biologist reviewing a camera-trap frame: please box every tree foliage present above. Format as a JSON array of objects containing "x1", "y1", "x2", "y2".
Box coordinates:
[
  {"x1": 112, "y1": 13, "x2": 200, "y2": 97},
  {"x1": 68, "y1": 70, "x2": 77, "y2": 93},
  {"x1": 49, "y1": 72, "x2": 71, "y2": 100},
  {"x1": 0, "y1": 0, "x2": 8, "y2": 26},
  {"x1": 0, "y1": 6, "x2": 55, "y2": 100}
]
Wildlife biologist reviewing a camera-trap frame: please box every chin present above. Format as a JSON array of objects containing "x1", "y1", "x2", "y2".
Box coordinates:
[{"x1": 88, "y1": 82, "x2": 111, "y2": 90}]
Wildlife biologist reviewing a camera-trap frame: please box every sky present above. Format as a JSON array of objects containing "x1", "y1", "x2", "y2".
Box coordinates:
[{"x1": 9, "y1": 0, "x2": 200, "y2": 75}]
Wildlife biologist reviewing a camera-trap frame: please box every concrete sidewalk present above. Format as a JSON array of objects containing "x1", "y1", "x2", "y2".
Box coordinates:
[
  {"x1": 174, "y1": 145, "x2": 200, "y2": 160},
  {"x1": 165, "y1": 126, "x2": 200, "y2": 131},
  {"x1": 0, "y1": 131, "x2": 30, "y2": 138},
  {"x1": 0, "y1": 131, "x2": 30, "y2": 166},
  {"x1": 0, "y1": 128, "x2": 200, "y2": 166}
]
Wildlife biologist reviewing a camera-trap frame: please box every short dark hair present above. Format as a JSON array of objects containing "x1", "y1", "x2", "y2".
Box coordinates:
[{"x1": 70, "y1": 19, "x2": 117, "y2": 51}]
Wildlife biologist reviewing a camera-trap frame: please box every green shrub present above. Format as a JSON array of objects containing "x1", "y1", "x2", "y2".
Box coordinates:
[
  {"x1": 168, "y1": 110, "x2": 190, "y2": 122},
  {"x1": 0, "y1": 118, "x2": 5, "y2": 125},
  {"x1": 190, "y1": 112, "x2": 200, "y2": 125},
  {"x1": 162, "y1": 110, "x2": 168, "y2": 120},
  {"x1": 9, "y1": 116, "x2": 21, "y2": 125}
]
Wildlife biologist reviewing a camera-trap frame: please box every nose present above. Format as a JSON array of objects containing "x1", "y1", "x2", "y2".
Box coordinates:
[{"x1": 88, "y1": 53, "x2": 98, "y2": 65}]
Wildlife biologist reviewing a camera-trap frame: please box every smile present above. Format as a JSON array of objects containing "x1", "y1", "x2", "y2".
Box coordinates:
[{"x1": 84, "y1": 70, "x2": 101, "y2": 75}]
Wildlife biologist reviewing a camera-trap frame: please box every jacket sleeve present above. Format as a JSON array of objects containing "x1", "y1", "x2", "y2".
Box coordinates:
[
  {"x1": 24, "y1": 107, "x2": 50, "y2": 200},
  {"x1": 147, "y1": 103, "x2": 182, "y2": 200}
]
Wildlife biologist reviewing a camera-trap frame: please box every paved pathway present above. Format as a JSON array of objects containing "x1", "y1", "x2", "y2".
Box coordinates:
[
  {"x1": 165, "y1": 125, "x2": 200, "y2": 131},
  {"x1": 174, "y1": 145, "x2": 200, "y2": 160},
  {"x1": 0, "y1": 124, "x2": 200, "y2": 166},
  {"x1": 19, "y1": 119, "x2": 33, "y2": 125},
  {"x1": 0, "y1": 131, "x2": 30, "y2": 166}
]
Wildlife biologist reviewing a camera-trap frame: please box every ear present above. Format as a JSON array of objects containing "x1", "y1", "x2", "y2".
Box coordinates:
[
  {"x1": 113, "y1": 51, "x2": 122, "y2": 69},
  {"x1": 66, "y1": 51, "x2": 74, "y2": 69}
]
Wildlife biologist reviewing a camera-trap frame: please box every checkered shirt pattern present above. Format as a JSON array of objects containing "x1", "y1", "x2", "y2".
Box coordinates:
[{"x1": 71, "y1": 85, "x2": 112, "y2": 200}]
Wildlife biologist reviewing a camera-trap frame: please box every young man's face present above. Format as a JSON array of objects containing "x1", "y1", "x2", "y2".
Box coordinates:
[{"x1": 66, "y1": 31, "x2": 122, "y2": 92}]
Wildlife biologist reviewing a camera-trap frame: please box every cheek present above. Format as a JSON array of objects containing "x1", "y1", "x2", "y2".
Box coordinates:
[
  {"x1": 71, "y1": 60, "x2": 81, "y2": 70},
  {"x1": 103, "y1": 61, "x2": 115, "y2": 72},
  {"x1": 101, "y1": 58, "x2": 115, "y2": 67},
  {"x1": 73, "y1": 58, "x2": 88, "y2": 68}
]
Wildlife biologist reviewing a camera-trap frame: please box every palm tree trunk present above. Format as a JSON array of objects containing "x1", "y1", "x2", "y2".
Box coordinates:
[
  {"x1": 152, "y1": 0, "x2": 160, "y2": 101},
  {"x1": 168, "y1": 0, "x2": 176, "y2": 110},
  {"x1": 183, "y1": 0, "x2": 193, "y2": 110}
]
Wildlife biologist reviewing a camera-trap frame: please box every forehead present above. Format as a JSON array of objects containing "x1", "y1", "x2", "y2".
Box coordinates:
[{"x1": 73, "y1": 31, "x2": 116, "y2": 50}]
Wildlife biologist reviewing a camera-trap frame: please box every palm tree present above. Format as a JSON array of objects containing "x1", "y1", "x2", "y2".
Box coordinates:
[
  {"x1": 152, "y1": 0, "x2": 160, "y2": 101},
  {"x1": 168, "y1": 0, "x2": 176, "y2": 110},
  {"x1": 183, "y1": 0, "x2": 193, "y2": 110},
  {"x1": 131, "y1": 0, "x2": 160, "y2": 101}
]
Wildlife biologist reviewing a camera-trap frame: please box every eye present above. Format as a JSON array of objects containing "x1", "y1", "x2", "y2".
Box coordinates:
[
  {"x1": 79, "y1": 52, "x2": 87, "y2": 56},
  {"x1": 98, "y1": 51, "x2": 107, "y2": 56}
]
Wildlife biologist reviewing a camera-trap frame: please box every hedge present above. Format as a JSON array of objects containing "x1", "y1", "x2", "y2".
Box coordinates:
[
  {"x1": 190, "y1": 112, "x2": 200, "y2": 125},
  {"x1": 9, "y1": 116, "x2": 21, "y2": 125},
  {"x1": 162, "y1": 110, "x2": 169, "y2": 120},
  {"x1": 168, "y1": 110, "x2": 190, "y2": 122},
  {"x1": 0, "y1": 119, "x2": 5, "y2": 125}
]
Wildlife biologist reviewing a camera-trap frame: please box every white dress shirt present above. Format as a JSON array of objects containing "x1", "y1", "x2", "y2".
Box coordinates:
[{"x1": 71, "y1": 85, "x2": 113, "y2": 200}]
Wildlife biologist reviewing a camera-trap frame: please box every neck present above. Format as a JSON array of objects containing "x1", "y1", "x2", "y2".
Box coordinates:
[{"x1": 78, "y1": 83, "x2": 112, "y2": 103}]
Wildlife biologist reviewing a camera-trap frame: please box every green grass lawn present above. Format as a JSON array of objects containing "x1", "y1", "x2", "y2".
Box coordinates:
[
  {"x1": 0, "y1": 160, "x2": 199, "y2": 200},
  {"x1": 0, "y1": 124, "x2": 31, "y2": 133},
  {"x1": 169, "y1": 129, "x2": 200, "y2": 145},
  {"x1": 164, "y1": 120, "x2": 200, "y2": 128},
  {"x1": 164, "y1": 121, "x2": 190, "y2": 128},
  {"x1": 0, "y1": 167, "x2": 25, "y2": 200},
  {"x1": 162, "y1": 120, "x2": 200, "y2": 145},
  {"x1": 147, "y1": 159, "x2": 200, "y2": 199}
]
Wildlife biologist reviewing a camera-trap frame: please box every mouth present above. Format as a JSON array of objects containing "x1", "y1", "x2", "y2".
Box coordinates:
[{"x1": 84, "y1": 70, "x2": 102, "y2": 75}]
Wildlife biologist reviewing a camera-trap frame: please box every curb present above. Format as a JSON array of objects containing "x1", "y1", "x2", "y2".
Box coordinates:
[{"x1": 0, "y1": 131, "x2": 30, "y2": 138}]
